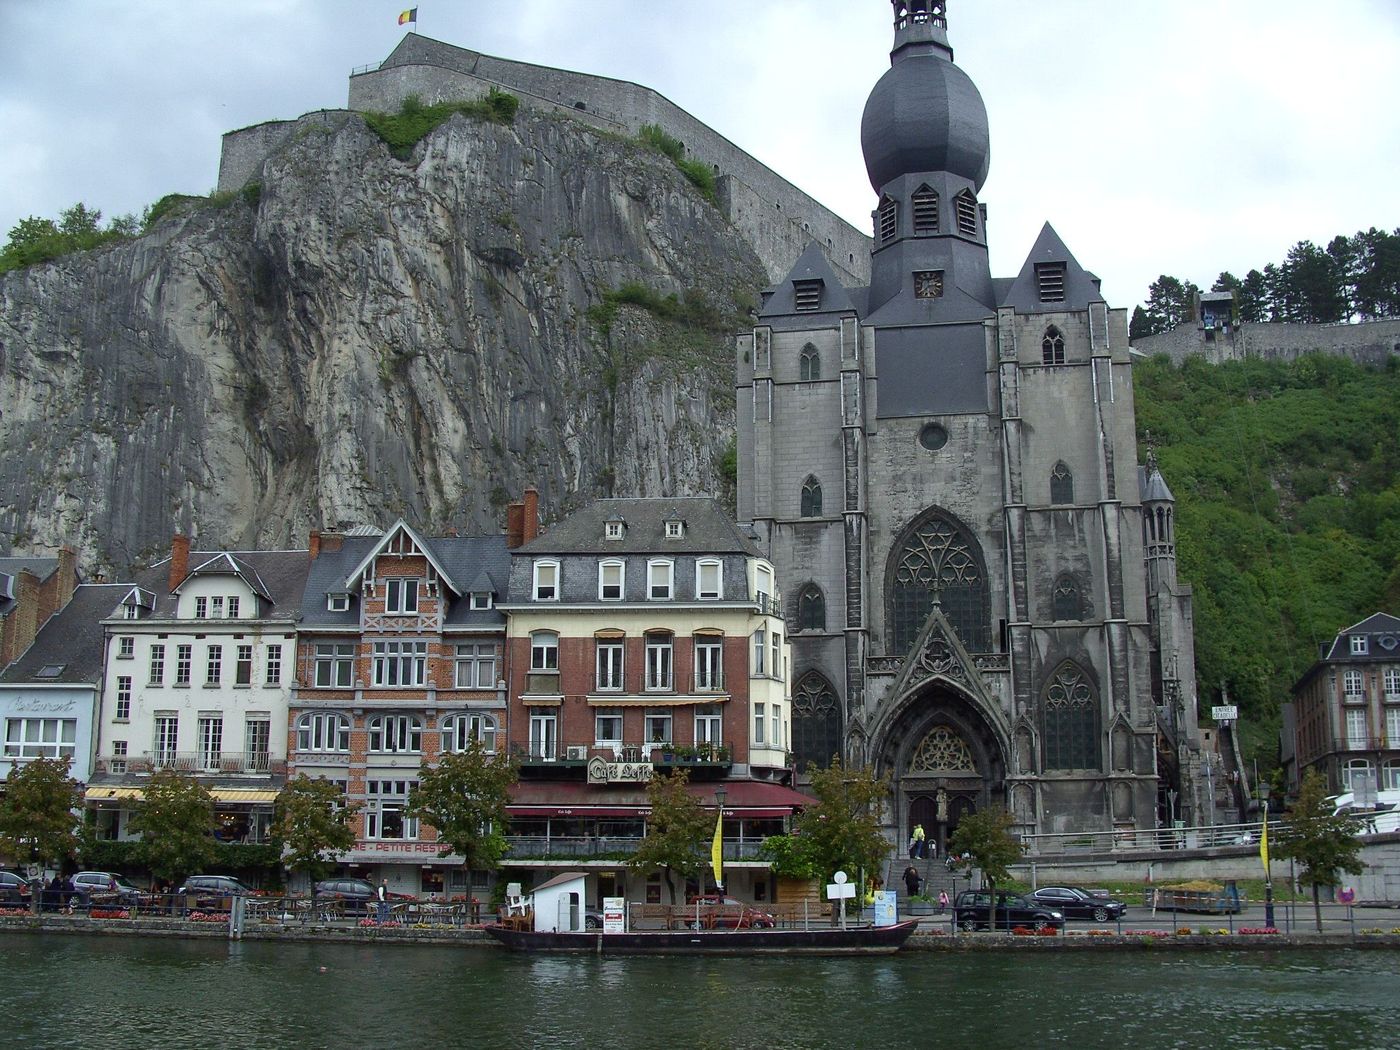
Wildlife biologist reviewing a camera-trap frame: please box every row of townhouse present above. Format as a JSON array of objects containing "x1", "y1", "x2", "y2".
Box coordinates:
[{"x1": 1, "y1": 493, "x2": 808, "y2": 907}]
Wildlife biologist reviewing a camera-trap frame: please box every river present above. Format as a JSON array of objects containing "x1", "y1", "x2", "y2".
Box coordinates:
[{"x1": 2, "y1": 935, "x2": 1396, "y2": 1049}]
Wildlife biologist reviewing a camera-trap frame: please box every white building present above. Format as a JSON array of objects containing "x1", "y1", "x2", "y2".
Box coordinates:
[{"x1": 86, "y1": 536, "x2": 309, "y2": 844}]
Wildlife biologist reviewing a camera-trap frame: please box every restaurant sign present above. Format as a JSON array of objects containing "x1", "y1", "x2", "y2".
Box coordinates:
[
  {"x1": 343, "y1": 841, "x2": 459, "y2": 864},
  {"x1": 586, "y1": 756, "x2": 654, "y2": 786}
]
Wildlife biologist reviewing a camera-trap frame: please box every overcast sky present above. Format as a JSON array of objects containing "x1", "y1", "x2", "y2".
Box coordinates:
[{"x1": 2, "y1": 1, "x2": 1397, "y2": 308}]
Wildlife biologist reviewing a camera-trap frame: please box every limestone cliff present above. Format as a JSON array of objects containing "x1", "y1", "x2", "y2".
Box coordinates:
[{"x1": 0, "y1": 109, "x2": 764, "y2": 573}]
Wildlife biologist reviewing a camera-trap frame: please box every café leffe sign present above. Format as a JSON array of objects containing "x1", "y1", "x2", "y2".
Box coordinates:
[{"x1": 586, "y1": 756, "x2": 653, "y2": 785}]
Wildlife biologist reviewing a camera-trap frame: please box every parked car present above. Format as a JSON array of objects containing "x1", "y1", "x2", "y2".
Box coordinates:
[
  {"x1": 313, "y1": 878, "x2": 412, "y2": 913},
  {"x1": 71, "y1": 871, "x2": 144, "y2": 907},
  {"x1": 953, "y1": 889, "x2": 1064, "y2": 931},
  {"x1": 1027, "y1": 886, "x2": 1126, "y2": 922},
  {"x1": 175, "y1": 875, "x2": 253, "y2": 909},
  {"x1": 682, "y1": 894, "x2": 776, "y2": 929},
  {"x1": 0, "y1": 870, "x2": 33, "y2": 905}
]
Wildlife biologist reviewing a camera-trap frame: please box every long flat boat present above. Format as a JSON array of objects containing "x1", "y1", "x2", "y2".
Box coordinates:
[{"x1": 485, "y1": 919, "x2": 920, "y2": 955}]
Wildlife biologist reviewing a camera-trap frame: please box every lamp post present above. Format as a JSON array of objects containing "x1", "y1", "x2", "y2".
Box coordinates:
[{"x1": 1260, "y1": 781, "x2": 1275, "y2": 929}]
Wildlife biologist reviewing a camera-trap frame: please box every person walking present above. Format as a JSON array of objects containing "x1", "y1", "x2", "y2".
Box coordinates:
[
  {"x1": 911, "y1": 822, "x2": 926, "y2": 859},
  {"x1": 902, "y1": 865, "x2": 922, "y2": 898},
  {"x1": 937, "y1": 890, "x2": 950, "y2": 914},
  {"x1": 376, "y1": 879, "x2": 390, "y2": 923}
]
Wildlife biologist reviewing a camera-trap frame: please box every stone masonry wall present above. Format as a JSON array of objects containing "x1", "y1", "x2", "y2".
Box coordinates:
[{"x1": 1132, "y1": 319, "x2": 1400, "y2": 367}]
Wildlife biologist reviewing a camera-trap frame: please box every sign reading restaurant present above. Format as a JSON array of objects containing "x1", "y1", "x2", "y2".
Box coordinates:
[
  {"x1": 343, "y1": 841, "x2": 461, "y2": 864},
  {"x1": 586, "y1": 756, "x2": 653, "y2": 786}
]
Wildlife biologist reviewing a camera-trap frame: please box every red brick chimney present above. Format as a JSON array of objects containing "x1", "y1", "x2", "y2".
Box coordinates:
[
  {"x1": 169, "y1": 534, "x2": 190, "y2": 591},
  {"x1": 55, "y1": 546, "x2": 78, "y2": 604},
  {"x1": 522, "y1": 487, "x2": 540, "y2": 545},
  {"x1": 505, "y1": 501, "x2": 524, "y2": 550},
  {"x1": 309, "y1": 530, "x2": 322, "y2": 561}
]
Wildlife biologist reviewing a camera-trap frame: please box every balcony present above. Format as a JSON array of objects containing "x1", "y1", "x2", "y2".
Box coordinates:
[
  {"x1": 1330, "y1": 736, "x2": 1391, "y2": 753},
  {"x1": 103, "y1": 751, "x2": 286, "y2": 775},
  {"x1": 504, "y1": 835, "x2": 765, "y2": 861},
  {"x1": 1343, "y1": 691, "x2": 1368, "y2": 704},
  {"x1": 754, "y1": 594, "x2": 784, "y2": 619},
  {"x1": 693, "y1": 670, "x2": 725, "y2": 692}
]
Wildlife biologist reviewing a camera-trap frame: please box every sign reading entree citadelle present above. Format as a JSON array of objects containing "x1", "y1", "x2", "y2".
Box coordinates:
[{"x1": 586, "y1": 756, "x2": 654, "y2": 785}]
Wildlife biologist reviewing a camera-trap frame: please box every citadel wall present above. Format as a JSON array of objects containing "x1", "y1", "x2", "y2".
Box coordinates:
[
  {"x1": 218, "y1": 34, "x2": 872, "y2": 286},
  {"x1": 1132, "y1": 318, "x2": 1400, "y2": 367}
]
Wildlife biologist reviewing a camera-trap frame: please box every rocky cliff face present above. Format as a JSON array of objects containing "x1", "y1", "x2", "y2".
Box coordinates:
[{"x1": 0, "y1": 109, "x2": 763, "y2": 573}]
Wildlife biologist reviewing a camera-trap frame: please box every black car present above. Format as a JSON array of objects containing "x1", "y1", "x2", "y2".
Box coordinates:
[
  {"x1": 953, "y1": 889, "x2": 1064, "y2": 931},
  {"x1": 175, "y1": 875, "x2": 253, "y2": 909},
  {"x1": 1027, "y1": 886, "x2": 1127, "y2": 922}
]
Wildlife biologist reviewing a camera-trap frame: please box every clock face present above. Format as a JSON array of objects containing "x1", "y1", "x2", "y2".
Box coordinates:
[{"x1": 914, "y1": 270, "x2": 944, "y2": 299}]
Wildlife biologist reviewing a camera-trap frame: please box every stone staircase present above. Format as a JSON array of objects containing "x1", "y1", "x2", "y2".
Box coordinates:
[{"x1": 883, "y1": 853, "x2": 969, "y2": 909}]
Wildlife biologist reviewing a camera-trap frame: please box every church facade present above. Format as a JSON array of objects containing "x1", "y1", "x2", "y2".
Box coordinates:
[{"x1": 736, "y1": 1, "x2": 1201, "y2": 845}]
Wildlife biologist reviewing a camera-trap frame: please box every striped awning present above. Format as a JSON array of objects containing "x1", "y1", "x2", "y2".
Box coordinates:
[{"x1": 84, "y1": 787, "x2": 279, "y2": 804}]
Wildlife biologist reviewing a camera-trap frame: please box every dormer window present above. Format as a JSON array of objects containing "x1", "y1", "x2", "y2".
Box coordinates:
[
  {"x1": 954, "y1": 190, "x2": 978, "y2": 237},
  {"x1": 1351, "y1": 635, "x2": 1369, "y2": 656},
  {"x1": 914, "y1": 270, "x2": 944, "y2": 299},
  {"x1": 605, "y1": 520, "x2": 625, "y2": 540},
  {"x1": 599, "y1": 560, "x2": 625, "y2": 601},
  {"x1": 1036, "y1": 263, "x2": 1067, "y2": 303},
  {"x1": 533, "y1": 561, "x2": 559, "y2": 601},
  {"x1": 793, "y1": 280, "x2": 822, "y2": 312},
  {"x1": 470, "y1": 592, "x2": 493, "y2": 610},
  {"x1": 648, "y1": 560, "x2": 674, "y2": 600},
  {"x1": 327, "y1": 593, "x2": 350, "y2": 613},
  {"x1": 665, "y1": 519, "x2": 684, "y2": 539},
  {"x1": 912, "y1": 186, "x2": 939, "y2": 233},
  {"x1": 877, "y1": 196, "x2": 898, "y2": 242}
]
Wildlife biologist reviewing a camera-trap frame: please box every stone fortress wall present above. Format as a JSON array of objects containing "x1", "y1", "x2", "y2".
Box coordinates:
[
  {"x1": 1132, "y1": 318, "x2": 1400, "y2": 368},
  {"x1": 218, "y1": 34, "x2": 873, "y2": 286}
]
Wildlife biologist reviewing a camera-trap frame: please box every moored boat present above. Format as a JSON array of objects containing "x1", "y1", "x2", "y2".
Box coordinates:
[{"x1": 485, "y1": 919, "x2": 920, "y2": 955}]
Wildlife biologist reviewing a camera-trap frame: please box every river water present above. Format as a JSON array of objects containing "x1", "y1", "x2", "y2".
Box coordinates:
[{"x1": 3, "y1": 935, "x2": 1396, "y2": 1049}]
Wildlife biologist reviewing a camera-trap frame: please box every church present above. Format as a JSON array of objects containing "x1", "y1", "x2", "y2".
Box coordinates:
[{"x1": 736, "y1": 1, "x2": 1201, "y2": 846}]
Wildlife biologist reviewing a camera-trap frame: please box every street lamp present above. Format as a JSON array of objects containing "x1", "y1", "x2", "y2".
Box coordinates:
[{"x1": 1259, "y1": 781, "x2": 1275, "y2": 929}]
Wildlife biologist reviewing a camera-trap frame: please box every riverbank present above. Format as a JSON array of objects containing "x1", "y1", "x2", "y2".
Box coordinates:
[{"x1": 4, "y1": 914, "x2": 1399, "y2": 951}]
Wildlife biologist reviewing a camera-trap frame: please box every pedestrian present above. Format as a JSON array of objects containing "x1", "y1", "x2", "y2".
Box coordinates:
[
  {"x1": 911, "y1": 822, "x2": 926, "y2": 859},
  {"x1": 937, "y1": 890, "x2": 949, "y2": 914},
  {"x1": 902, "y1": 865, "x2": 922, "y2": 898},
  {"x1": 376, "y1": 879, "x2": 390, "y2": 923}
]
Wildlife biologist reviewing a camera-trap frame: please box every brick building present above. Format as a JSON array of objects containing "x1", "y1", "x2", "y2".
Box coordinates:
[
  {"x1": 1290, "y1": 613, "x2": 1400, "y2": 796},
  {"x1": 288, "y1": 521, "x2": 509, "y2": 896},
  {"x1": 0, "y1": 549, "x2": 79, "y2": 671},
  {"x1": 498, "y1": 496, "x2": 811, "y2": 908}
]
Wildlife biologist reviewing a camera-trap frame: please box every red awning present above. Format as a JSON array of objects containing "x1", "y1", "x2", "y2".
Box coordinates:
[
  {"x1": 506, "y1": 779, "x2": 815, "y2": 817},
  {"x1": 506, "y1": 806, "x2": 644, "y2": 818}
]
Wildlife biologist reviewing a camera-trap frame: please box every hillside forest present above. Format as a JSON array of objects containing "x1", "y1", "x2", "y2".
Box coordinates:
[{"x1": 1134, "y1": 353, "x2": 1400, "y2": 767}]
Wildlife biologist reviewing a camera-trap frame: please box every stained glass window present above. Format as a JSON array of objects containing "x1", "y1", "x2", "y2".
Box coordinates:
[
  {"x1": 1042, "y1": 662, "x2": 1099, "y2": 770},
  {"x1": 888, "y1": 511, "x2": 990, "y2": 653},
  {"x1": 797, "y1": 585, "x2": 826, "y2": 632},
  {"x1": 792, "y1": 672, "x2": 842, "y2": 772},
  {"x1": 1050, "y1": 461, "x2": 1074, "y2": 504}
]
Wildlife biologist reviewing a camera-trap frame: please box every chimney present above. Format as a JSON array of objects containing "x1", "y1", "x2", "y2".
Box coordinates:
[
  {"x1": 169, "y1": 534, "x2": 190, "y2": 591},
  {"x1": 309, "y1": 530, "x2": 322, "y2": 561},
  {"x1": 505, "y1": 501, "x2": 524, "y2": 550},
  {"x1": 523, "y1": 487, "x2": 540, "y2": 545},
  {"x1": 56, "y1": 546, "x2": 78, "y2": 603},
  {"x1": 322, "y1": 532, "x2": 343, "y2": 553},
  {"x1": 6, "y1": 569, "x2": 40, "y2": 666}
]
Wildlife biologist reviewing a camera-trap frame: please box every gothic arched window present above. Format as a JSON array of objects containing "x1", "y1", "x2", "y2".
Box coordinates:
[
  {"x1": 800, "y1": 477, "x2": 823, "y2": 517},
  {"x1": 799, "y1": 343, "x2": 821, "y2": 382},
  {"x1": 1041, "y1": 326, "x2": 1065, "y2": 365},
  {"x1": 792, "y1": 671, "x2": 842, "y2": 772},
  {"x1": 908, "y1": 726, "x2": 975, "y2": 772},
  {"x1": 1050, "y1": 461, "x2": 1074, "y2": 505},
  {"x1": 796, "y1": 584, "x2": 826, "y2": 632},
  {"x1": 887, "y1": 508, "x2": 990, "y2": 654},
  {"x1": 877, "y1": 195, "x2": 898, "y2": 242},
  {"x1": 1042, "y1": 662, "x2": 1100, "y2": 770},
  {"x1": 1052, "y1": 574, "x2": 1082, "y2": 621},
  {"x1": 912, "y1": 185, "x2": 939, "y2": 233}
]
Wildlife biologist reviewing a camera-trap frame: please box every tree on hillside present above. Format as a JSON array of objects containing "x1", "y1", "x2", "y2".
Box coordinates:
[
  {"x1": 1129, "y1": 305, "x2": 1154, "y2": 342},
  {"x1": 0, "y1": 757, "x2": 83, "y2": 873},
  {"x1": 789, "y1": 758, "x2": 890, "y2": 910},
  {"x1": 1143, "y1": 275, "x2": 1200, "y2": 334},
  {"x1": 1280, "y1": 240, "x2": 1348, "y2": 323},
  {"x1": 406, "y1": 741, "x2": 518, "y2": 896},
  {"x1": 1238, "y1": 269, "x2": 1270, "y2": 323},
  {"x1": 628, "y1": 770, "x2": 713, "y2": 904},
  {"x1": 948, "y1": 806, "x2": 1025, "y2": 931},
  {"x1": 1, "y1": 202, "x2": 138, "y2": 274},
  {"x1": 272, "y1": 775, "x2": 361, "y2": 890},
  {"x1": 1273, "y1": 770, "x2": 1366, "y2": 932},
  {"x1": 127, "y1": 770, "x2": 216, "y2": 887}
]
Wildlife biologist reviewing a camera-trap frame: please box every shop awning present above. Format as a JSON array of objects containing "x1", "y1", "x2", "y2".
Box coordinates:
[
  {"x1": 507, "y1": 779, "x2": 815, "y2": 817},
  {"x1": 585, "y1": 695, "x2": 729, "y2": 706},
  {"x1": 84, "y1": 786, "x2": 279, "y2": 804}
]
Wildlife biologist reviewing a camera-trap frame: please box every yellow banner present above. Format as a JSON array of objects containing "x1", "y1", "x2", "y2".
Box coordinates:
[{"x1": 710, "y1": 808, "x2": 724, "y2": 889}]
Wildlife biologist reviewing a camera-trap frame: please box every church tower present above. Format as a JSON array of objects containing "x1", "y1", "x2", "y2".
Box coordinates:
[{"x1": 736, "y1": 0, "x2": 1201, "y2": 844}]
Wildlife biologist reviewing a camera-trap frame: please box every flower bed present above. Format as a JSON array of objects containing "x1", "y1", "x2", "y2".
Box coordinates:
[
  {"x1": 187, "y1": 911, "x2": 228, "y2": 924},
  {"x1": 1010, "y1": 926, "x2": 1058, "y2": 937},
  {"x1": 1126, "y1": 930, "x2": 1170, "y2": 939},
  {"x1": 1238, "y1": 927, "x2": 1279, "y2": 936},
  {"x1": 89, "y1": 908, "x2": 131, "y2": 920},
  {"x1": 358, "y1": 918, "x2": 402, "y2": 929},
  {"x1": 0, "y1": 907, "x2": 28, "y2": 917}
]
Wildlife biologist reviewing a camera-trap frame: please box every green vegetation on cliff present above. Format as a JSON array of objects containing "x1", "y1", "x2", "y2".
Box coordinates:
[
  {"x1": 637, "y1": 124, "x2": 717, "y2": 203},
  {"x1": 363, "y1": 90, "x2": 519, "y2": 160},
  {"x1": 1135, "y1": 353, "x2": 1400, "y2": 764}
]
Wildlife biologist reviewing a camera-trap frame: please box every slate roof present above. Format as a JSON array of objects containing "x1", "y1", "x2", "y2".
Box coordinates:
[
  {"x1": 0, "y1": 584, "x2": 132, "y2": 685},
  {"x1": 299, "y1": 534, "x2": 509, "y2": 631},
  {"x1": 1139, "y1": 464, "x2": 1175, "y2": 503},
  {"x1": 1322, "y1": 613, "x2": 1400, "y2": 662},
  {"x1": 516, "y1": 498, "x2": 760, "y2": 557},
  {"x1": 758, "y1": 243, "x2": 860, "y2": 320},
  {"x1": 999, "y1": 223, "x2": 1105, "y2": 314},
  {"x1": 139, "y1": 549, "x2": 312, "y2": 620}
]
